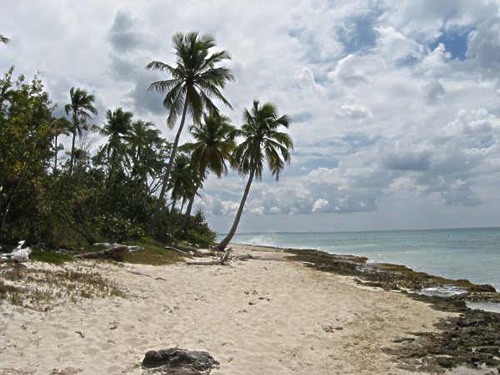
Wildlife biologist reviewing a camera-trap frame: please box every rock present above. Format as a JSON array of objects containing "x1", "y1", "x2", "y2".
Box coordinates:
[{"x1": 142, "y1": 348, "x2": 219, "y2": 375}]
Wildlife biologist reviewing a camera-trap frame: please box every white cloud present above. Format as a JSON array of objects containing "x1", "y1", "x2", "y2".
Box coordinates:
[{"x1": 3, "y1": 0, "x2": 500, "y2": 232}]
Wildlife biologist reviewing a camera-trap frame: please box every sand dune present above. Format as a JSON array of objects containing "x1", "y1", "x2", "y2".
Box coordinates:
[{"x1": 0, "y1": 245, "x2": 451, "y2": 374}]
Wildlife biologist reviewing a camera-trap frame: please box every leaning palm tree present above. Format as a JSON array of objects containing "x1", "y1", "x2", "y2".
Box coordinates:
[
  {"x1": 178, "y1": 113, "x2": 236, "y2": 233},
  {"x1": 65, "y1": 87, "x2": 97, "y2": 175},
  {"x1": 218, "y1": 101, "x2": 293, "y2": 251},
  {"x1": 146, "y1": 31, "x2": 234, "y2": 231}
]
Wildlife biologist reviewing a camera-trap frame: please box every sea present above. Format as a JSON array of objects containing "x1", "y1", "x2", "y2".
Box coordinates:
[{"x1": 219, "y1": 227, "x2": 500, "y2": 292}]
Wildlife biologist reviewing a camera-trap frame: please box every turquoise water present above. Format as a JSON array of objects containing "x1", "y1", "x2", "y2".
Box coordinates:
[{"x1": 220, "y1": 227, "x2": 500, "y2": 290}]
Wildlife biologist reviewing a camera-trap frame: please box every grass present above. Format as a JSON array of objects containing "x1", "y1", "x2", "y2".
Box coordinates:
[
  {"x1": 0, "y1": 262, "x2": 124, "y2": 311},
  {"x1": 31, "y1": 251, "x2": 74, "y2": 265},
  {"x1": 28, "y1": 237, "x2": 185, "y2": 267},
  {"x1": 0, "y1": 237, "x2": 186, "y2": 311},
  {"x1": 123, "y1": 239, "x2": 185, "y2": 265}
]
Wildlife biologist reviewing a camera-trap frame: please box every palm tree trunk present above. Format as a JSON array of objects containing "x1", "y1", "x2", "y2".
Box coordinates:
[
  {"x1": 218, "y1": 170, "x2": 255, "y2": 251},
  {"x1": 53, "y1": 135, "x2": 58, "y2": 174},
  {"x1": 69, "y1": 130, "x2": 76, "y2": 175},
  {"x1": 177, "y1": 189, "x2": 197, "y2": 235},
  {"x1": 170, "y1": 199, "x2": 177, "y2": 215},
  {"x1": 152, "y1": 99, "x2": 189, "y2": 234}
]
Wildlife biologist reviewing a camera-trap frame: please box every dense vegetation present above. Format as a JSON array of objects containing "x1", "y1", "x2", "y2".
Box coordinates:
[{"x1": 0, "y1": 32, "x2": 293, "y2": 251}]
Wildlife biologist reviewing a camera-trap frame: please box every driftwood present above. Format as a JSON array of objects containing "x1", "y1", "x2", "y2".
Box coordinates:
[
  {"x1": 75, "y1": 244, "x2": 128, "y2": 261},
  {"x1": 164, "y1": 246, "x2": 194, "y2": 258},
  {"x1": 187, "y1": 249, "x2": 232, "y2": 266}
]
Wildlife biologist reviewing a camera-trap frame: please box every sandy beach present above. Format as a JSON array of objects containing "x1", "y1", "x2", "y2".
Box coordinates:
[{"x1": 0, "y1": 245, "x2": 455, "y2": 374}]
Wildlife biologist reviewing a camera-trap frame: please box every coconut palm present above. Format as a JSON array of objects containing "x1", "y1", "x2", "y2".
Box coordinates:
[
  {"x1": 125, "y1": 120, "x2": 168, "y2": 194},
  {"x1": 178, "y1": 113, "x2": 236, "y2": 233},
  {"x1": 146, "y1": 31, "x2": 234, "y2": 231},
  {"x1": 51, "y1": 117, "x2": 71, "y2": 174},
  {"x1": 169, "y1": 153, "x2": 200, "y2": 215},
  {"x1": 65, "y1": 87, "x2": 97, "y2": 175},
  {"x1": 126, "y1": 120, "x2": 160, "y2": 168},
  {"x1": 100, "y1": 108, "x2": 133, "y2": 174},
  {"x1": 218, "y1": 101, "x2": 293, "y2": 250}
]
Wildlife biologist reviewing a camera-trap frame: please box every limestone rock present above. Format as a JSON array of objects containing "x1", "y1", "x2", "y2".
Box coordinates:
[{"x1": 142, "y1": 348, "x2": 219, "y2": 375}]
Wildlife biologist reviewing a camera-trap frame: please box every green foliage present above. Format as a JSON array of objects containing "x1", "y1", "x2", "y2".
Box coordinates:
[
  {"x1": 98, "y1": 214, "x2": 146, "y2": 243},
  {"x1": 181, "y1": 211, "x2": 216, "y2": 247},
  {"x1": 123, "y1": 239, "x2": 184, "y2": 265},
  {"x1": 0, "y1": 32, "x2": 293, "y2": 253},
  {"x1": 0, "y1": 66, "x2": 220, "y2": 250}
]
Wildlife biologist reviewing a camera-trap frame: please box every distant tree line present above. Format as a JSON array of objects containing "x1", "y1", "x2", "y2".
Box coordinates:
[{"x1": 0, "y1": 32, "x2": 293, "y2": 250}]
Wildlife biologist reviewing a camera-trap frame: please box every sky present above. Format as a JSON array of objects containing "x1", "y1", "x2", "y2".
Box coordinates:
[{"x1": 2, "y1": 0, "x2": 500, "y2": 233}]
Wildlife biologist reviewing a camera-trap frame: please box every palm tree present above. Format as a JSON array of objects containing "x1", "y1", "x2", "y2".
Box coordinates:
[
  {"x1": 0, "y1": 35, "x2": 8, "y2": 44},
  {"x1": 125, "y1": 120, "x2": 161, "y2": 170},
  {"x1": 169, "y1": 153, "x2": 200, "y2": 215},
  {"x1": 51, "y1": 117, "x2": 71, "y2": 174},
  {"x1": 65, "y1": 87, "x2": 97, "y2": 175},
  {"x1": 178, "y1": 113, "x2": 236, "y2": 233},
  {"x1": 146, "y1": 31, "x2": 234, "y2": 231},
  {"x1": 218, "y1": 101, "x2": 293, "y2": 251},
  {"x1": 100, "y1": 108, "x2": 133, "y2": 174}
]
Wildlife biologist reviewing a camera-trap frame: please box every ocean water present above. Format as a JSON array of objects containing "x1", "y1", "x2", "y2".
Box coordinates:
[{"x1": 220, "y1": 227, "x2": 500, "y2": 291}]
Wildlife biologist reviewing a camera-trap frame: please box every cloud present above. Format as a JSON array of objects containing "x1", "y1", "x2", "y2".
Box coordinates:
[
  {"x1": 423, "y1": 80, "x2": 445, "y2": 104},
  {"x1": 382, "y1": 151, "x2": 431, "y2": 171},
  {"x1": 336, "y1": 103, "x2": 373, "y2": 119},
  {"x1": 4, "y1": 0, "x2": 500, "y2": 232},
  {"x1": 109, "y1": 10, "x2": 145, "y2": 53}
]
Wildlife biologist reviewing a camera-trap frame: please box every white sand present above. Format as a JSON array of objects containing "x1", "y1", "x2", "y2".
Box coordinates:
[{"x1": 0, "y1": 245, "x2": 452, "y2": 374}]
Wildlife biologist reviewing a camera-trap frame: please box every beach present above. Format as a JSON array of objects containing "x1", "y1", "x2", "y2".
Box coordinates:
[{"x1": 0, "y1": 244, "x2": 487, "y2": 375}]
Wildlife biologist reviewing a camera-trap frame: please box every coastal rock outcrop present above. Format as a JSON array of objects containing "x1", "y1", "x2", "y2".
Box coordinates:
[
  {"x1": 286, "y1": 248, "x2": 500, "y2": 373},
  {"x1": 142, "y1": 348, "x2": 219, "y2": 374}
]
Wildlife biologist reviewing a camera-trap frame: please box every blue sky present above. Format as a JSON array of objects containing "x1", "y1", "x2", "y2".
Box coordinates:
[{"x1": 2, "y1": 0, "x2": 500, "y2": 233}]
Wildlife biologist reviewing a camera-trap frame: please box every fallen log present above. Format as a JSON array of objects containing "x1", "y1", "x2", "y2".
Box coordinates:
[
  {"x1": 187, "y1": 249, "x2": 232, "y2": 266},
  {"x1": 75, "y1": 244, "x2": 128, "y2": 262},
  {"x1": 164, "y1": 246, "x2": 194, "y2": 258}
]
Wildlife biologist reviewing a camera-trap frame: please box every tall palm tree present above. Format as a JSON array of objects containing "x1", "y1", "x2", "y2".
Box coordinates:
[
  {"x1": 146, "y1": 31, "x2": 234, "y2": 231},
  {"x1": 178, "y1": 113, "x2": 236, "y2": 233},
  {"x1": 218, "y1": 101, "x2": 293, "y2": 251},
  {"x1": 65, "y1": 87, "x2": 97, "y2": 175},
  {"x1": 100, "y1": 108, "x2": 133, "y2": 174}
]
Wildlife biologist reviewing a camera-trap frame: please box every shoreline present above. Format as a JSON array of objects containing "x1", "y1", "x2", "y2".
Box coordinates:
[
  {"x1": 0, "y1": 243, "x2": 499, "y2": 374},
  {"x1": 233, "y1": 242, "x2": 500, "y2": 301}
]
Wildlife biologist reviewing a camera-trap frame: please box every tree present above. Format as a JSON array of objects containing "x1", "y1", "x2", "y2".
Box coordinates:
[
  {"x1": 51, "y1": 117, "x2": 71, "y2": 174},
  {"x1": 0, "y1": 35, "x2": 8, "y2": 44},
  {"x1": 100, "y1": 108, "x2": 133, "y2": 175},
  {"x1": 65, "y1": 87, "x2": 97, "y2": 175},
  {"x1": 178, "y1": 113, "x2": 236, "y2": 233},
  {"x1": 146, "y1": 31, "x2": 234, "y2": 233},
  {"x1": 218, "y1": 101, "x2": 293, "y2": 250},
  {"x1": 169, "y1": 153, "x2": 199, "y2": 215},
  {"x1": 0, "y1": 71, "x2": 55, "y2": 240}
]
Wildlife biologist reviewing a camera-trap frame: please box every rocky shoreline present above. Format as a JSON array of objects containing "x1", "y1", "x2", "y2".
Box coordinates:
[{"x1": 285, "y1": 248, "x2": 500, "y2": 374}]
